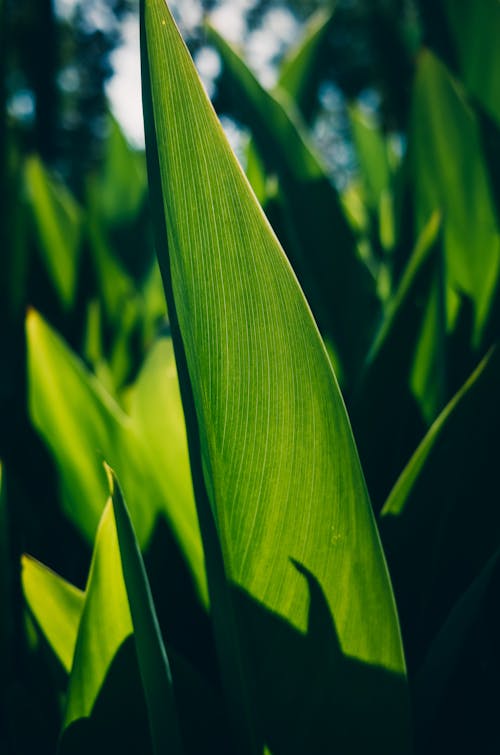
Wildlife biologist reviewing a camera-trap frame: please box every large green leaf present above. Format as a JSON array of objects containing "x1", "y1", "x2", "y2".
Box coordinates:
[
  {"x1": 409, "y1": 50, "x2": 500, "y2": 335},
  {"x1": 208, "y1": 24, "x2": 378, "y2": 382},
  {"x1": 27, "y1": 310, "x2": 206, "y2": 603},
  {"x1": 381, "y1": 346, "x2": 500, "y2": 667},
  {"x1": 142, "y1": 1, "x2": 409, "y2": 752},
  {"x1": 24, "y1": 156, "x2": 82, "y2": 309},
  {"x1": 21, "y1": 554, "x2": 84, "y2": 673}
]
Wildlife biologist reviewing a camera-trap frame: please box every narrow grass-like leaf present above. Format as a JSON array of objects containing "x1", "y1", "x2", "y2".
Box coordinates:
[
  {"x1": 24, "y1": 156, "x2": 82, "y2": 309},
  {"x1": 21, "y1": 555, "x2": 84, "y2": 673},
  {"x1": 107, "y1": 467, "x2": 182, "y2": 755},
  {"x1": 142, "y1": 2, "x2": 409, "y2": 752},
  {"x1": 349, "y1": 104, "x2": 392, "y2": 214},
  {"x1": 27, "y1": 310, "x2": 206, "y2": 603},
  {"x1": 352, "y1": 211, "x2": 441, "y2": 507},
  {"x1": 410, "y1": 50, "x2": 500, "y2": 334},
  {"x1": 278, "y1": 6, "x2": 335, "y2": 122},
  {"x1": 208, "y1": 24, "x2": 378, "y2": 381},
  {"x1": 381, "y1": 346, "x2": 500, "y2": 666}
]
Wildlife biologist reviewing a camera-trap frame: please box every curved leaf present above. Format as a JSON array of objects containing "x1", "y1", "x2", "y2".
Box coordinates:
[
  {"x1": 27, "y1": 310, "x2": 206, "y2": 604},
  {"x1": 21, "y1": 555, "x2": 84, "y2": 673},
  {"x1": 381, "y1": 346, "x2": 500, "y2": 666},
  {"x1": 142, "y1": 1, "x2": 409, "y2": 752},
  {"x1": 352, "y1": 211, "x2": 441, "y2": 507}
]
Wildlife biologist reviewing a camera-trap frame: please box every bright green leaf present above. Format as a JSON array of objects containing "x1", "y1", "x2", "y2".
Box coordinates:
[
  {"x1": 21, "y1": 554, "x2": 84, "y2": 673},
  {"x1": 142, "y1": 1, "x2": 409, "y2": 751},
  {"x1": 24, "y1": 156, "x2": 82, "y2": 309},
  {"x1": 208, "y1": 23, "x2": 378, "y2": 382},
  {"x1": 64, "y1": 500, "x2": 133, "y2": 727},
  {"x1": 27, "y1": 310, "x2": 206, "y2": 604}
]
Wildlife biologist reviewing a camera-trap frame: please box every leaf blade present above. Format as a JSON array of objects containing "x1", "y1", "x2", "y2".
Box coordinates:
[{"x1": 142, "y1": 1, "x2": 409, "y2": 751}]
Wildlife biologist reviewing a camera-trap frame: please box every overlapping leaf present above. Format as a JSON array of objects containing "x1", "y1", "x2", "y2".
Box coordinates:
[
  {"x1": 27, "y1": 310, "x2": 206, "y2": 603},
  {"x1": 381, "y1": 346, "x2": 500, "y2": 666},
  {"x1": 409, "y1": 50, "x2": 500, "y2": 335},
  {"x1": 208, "y1": 23, "x2": 378, "y2": 381}
]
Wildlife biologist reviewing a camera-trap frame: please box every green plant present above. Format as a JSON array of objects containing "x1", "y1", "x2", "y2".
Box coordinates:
[{"x1": 2, "y1": 1, "x2": 500, "y2": 753}]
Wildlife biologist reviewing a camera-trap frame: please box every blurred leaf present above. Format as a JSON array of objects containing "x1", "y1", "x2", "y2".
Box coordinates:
[
  {"x1": 410, "y1": 50, "x2": 500, "y2": 335},
  {"x1": 94, "y1": 115, "x2": 147, "y2": 227},
  {"x1": 142, "y1": 2, "x2": 409, "y2": 753},
  {"x1": 107, "y1": 467, "x2": 182, "y2": 755},
  {"x1": 381, "y1": 346, "x2": 500, "y2": 666},
  {"x1": 278, "y1": 6, "x2": 335, "y2": 122},
  {"x1": 208, "y1": 24, "x2": 379, "y2": 382},
  {"x1": 352, "y1": 211, "x2": 441, "y2": 508},
  {"x1": 27, "y1": 310, "x2": 206, "y2": 604},
  {"x1": 24, "y1": 156, "x2": 82, "y2": 309},
  {"x1": 444, "y1": 0, "x2": 500, "y2": 124},
  {"x1": 349, "y1": 104, "x2": 391, "y2": 212},
  {"x1": 21, "y1": 555, "x2": 84, "y2": 673}
]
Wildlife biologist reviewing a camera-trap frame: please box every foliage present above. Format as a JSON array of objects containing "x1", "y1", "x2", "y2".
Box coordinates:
[{"x1": 1, "y1": 1, "x2": 500, "y2": 753}]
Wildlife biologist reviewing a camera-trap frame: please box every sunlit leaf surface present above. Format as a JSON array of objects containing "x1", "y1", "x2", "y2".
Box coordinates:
[{"x1": 142, "y1": 1, "x2": 409, "y2": 751}]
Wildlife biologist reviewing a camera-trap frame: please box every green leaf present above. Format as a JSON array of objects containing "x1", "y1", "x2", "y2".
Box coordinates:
[
  {"x1": 27, "y1": 310, "x2": 206, "y2": 604},
  {"x1": 94, "y1": 114, "x2": 147, "y2": 227},
  {"x1": 63, "y1": 482, "x2": 182, "y2": 754},
  {"x1": 21, "y1": 555, "x2": 84, "y2": 673},
  {"x1": 352, "y1": 211, "x2": 441, "y2": 507},
  {"x1": 24, "y1": 156, "x2": 82, "y2": 309},
  {"x1": 142, "y1": 1, "x2": 409, "y2": 752},
  {"x1": 107, "y1": 466, "x2": 182, "y2": 755},
  {"x1": 64, "y1": 499, "x2": 133, "y2": 728},
  {"x1": 208, "y1": 24, "x2": 378, "y2": 382},
  {"x1": 349, "y1": 105, "x2": 391, "y2": 213},
  {"x1": 278, "y1": 6, "x2": 335, "y2": 122},
  {"x1": 409, "y1": 50, "x2": 500, "y2": 336},
  {"x1": 381, "y1": 346, "x2": 500, "y2": 666},
  {"x1": 444, "y1": 0, "x2": 500, "y2": 123}
]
